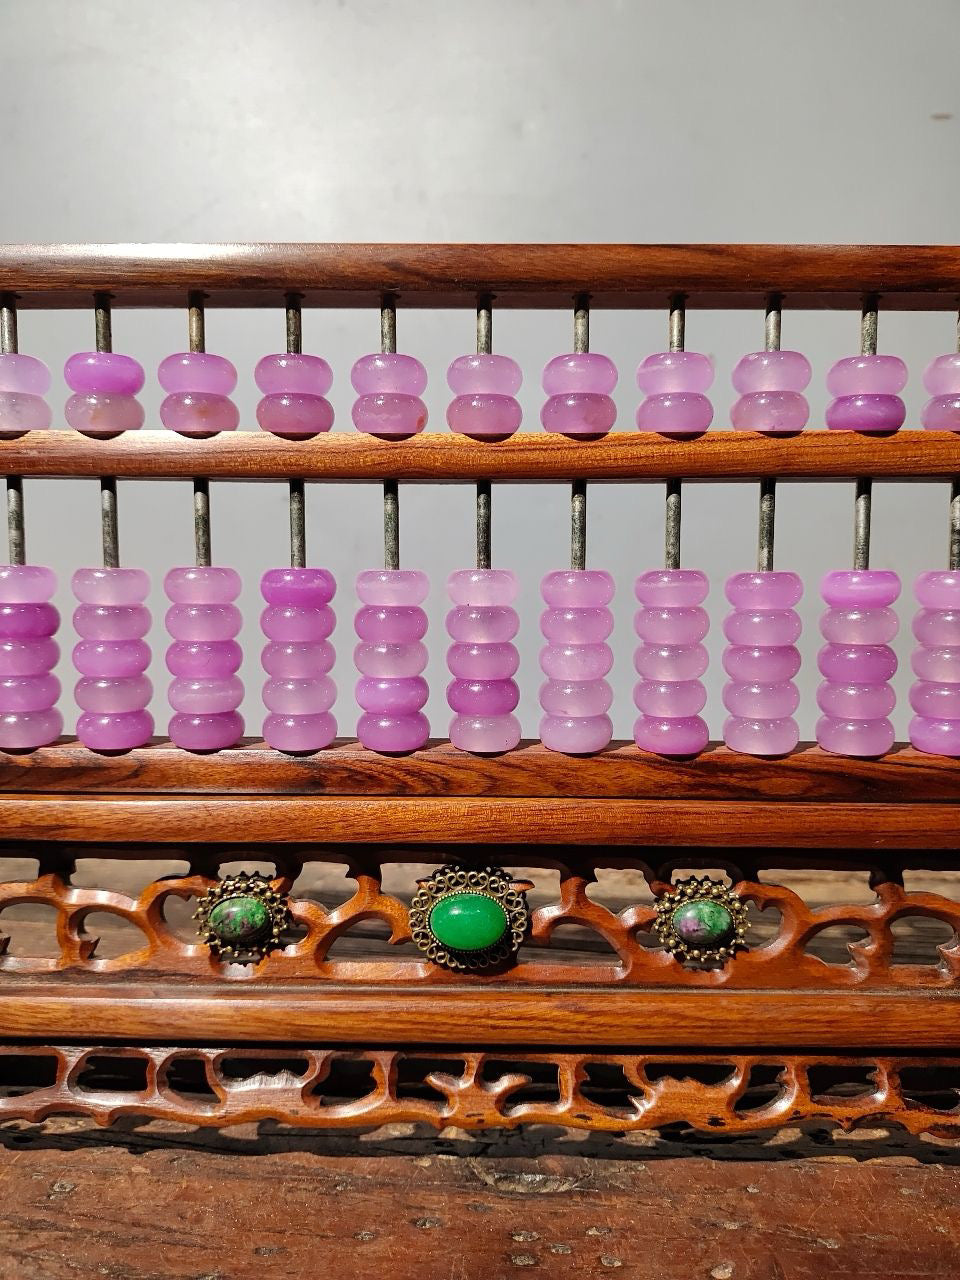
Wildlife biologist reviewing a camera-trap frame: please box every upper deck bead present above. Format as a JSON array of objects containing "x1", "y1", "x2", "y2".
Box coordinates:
[
  {"x1": 64, "y1": 352, "x2": 145, "y2": 395},
  {"x1": 160, "y1": 391, "x2": 239, "y2": 434},
  {"x1": 447, "y1": 394, "x2": 522, "y2": 437},
  {"x1": 826, "y1": 355, "x2": 907, "y2": 396},
  {"x1": 352, "y1": 392, "x2": 428, "y2": 436},
  {"x1": 732, "y1": 350, "x2": 811, "y2": 393},
  {"x1": 0, "y1": 353, "x2": 51, "y2": 395},
  {"x1": 924, "y1": 354, "x2": 960, "y2": 395},
  {"x1": 255, "y1": 353, "x2": 333, "y2": 396},
  {"x1": 731, "y1": 390, "x2": 809, "y2": 433},
  {"x1": 257, "y1": 393, "x2": 334, "y2": 436},
  {"x1": 542, "y1": 353, "x2": 617, "y2": 395},
  {"x1": 825, "y1": 394, "x2": 905, "y2": 432},
  {"x1": 636, "y1": 391, "x2": 713, "y2": 435},
  {"x1": 541, "y1": 392, "x2": 616, "y2": 435},
  {"x1": 636, "y1": 351, "x2": 713, "y2": 395},
  {"x1": 158, "y1": 352, "x2": 237, "y2": 395},
  {"x1": 448, "y1": 354, "x2": 522, "y2": 396},
  {"x1": 0, "y1": 392, "x2": 52, "y2": 432},
  {"x1": 921, "y1": 396, "x2": 960, "y2": 430},
  {"x1": 351, "y1": 353, "x2": 426, "y2": 396}
]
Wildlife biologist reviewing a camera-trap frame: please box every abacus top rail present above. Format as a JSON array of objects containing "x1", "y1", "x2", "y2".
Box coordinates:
[{"x1": 2, "y1": 243, "x2": 960, "y2": 309}]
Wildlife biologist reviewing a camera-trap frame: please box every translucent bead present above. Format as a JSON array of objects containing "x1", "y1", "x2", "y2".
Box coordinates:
[
  {"x1": 357, "y1": 676, "x2": 428, "y2": 715},
  {"x1": 910, "y1": 571, "x2": 960, "y2": 756},
  {"x1": 446, "y1": 569, "x2": 520, "y2": 754},
  {"x1": 921, "y1": 396, "x2": 960, "y2": 431},
  {"x1": 158, "y1": 352, "x2": 237, "y2": 395},
  {"x1": 261, "y1": 641, "x2": 332, "y2": 679},
  {"x1": 66, "y1": 393, "x2": 145, "y2": 435},
  {"x1": 634, "y1": 569, "x2": 709, "y2": 756},
  {"x1": 541, "y1": 392, "x2": 616, "y2": 436},
  {"x1": 0, "y1": 353, "x2": 51, "y2": 395},
  {"x1": 732, "y1": 350, "x2": 812, "y2": 393},
  {"x1": 257, "y1": 393, "x2": 334, "y2": 436},
  {"x1": 351, "y1": 353, "x2": 427, "y2": 396},
  {"x1": 165, "y1": 566, "x2": 241, "y2": 604},
  {"x1": 0, "y1": 673, "x2": 60, "y2": 713},
  {"x1": 826, "y1": 355, "x2": 907, "y2": 433},
  {"x1": 0, "y1": 707, "x2": 62, "y2": 750},
  {"x1": 355, "y1": 569, "x2": 429, "y2": 752},
  {"x1": 816, "y1": 569, "x2": 900, "y2": 757},
  {"x1": 166, "y1": 604, "x2": 242, "y2": 642},
  {"x1": 0, "y1": 392, "x2": 52, "y2": 432},
  {"x1": 255, "y1": 353, "x2": 333, "y2": 396},
  {"x1": 72, "y1": 566, "x2": 152, "y2": 750},
  {"x1": 352, "y1": 393, "x2": 428, "y2": 436},
  {"x1": 168, "y1": 712, "x2": 245, "y2": 752},
  {"x1": 636, "y1": 392, "x2": 713, "y2": 435},
  {"x1": 826, "y1": 394, "x2": 905, "y2": 432},
  {"x1": 263, "y1": 713, "x2": 337, "y2": 754},
  {"x1": 542, "y1": 353, "x2": 618, "y2": 395},
  {"x1": 540, "y1": 570, "x2": 613, "y2": 754},
  {"x1": 0, "y1": 565, "x2": 56, "y2": 603},
  {"x1": 165, "y1": 566, "x2": 243, "y2": 751},
  {"x1": 923, "y1": 353, "x2": 960, "y2": 396},
  {"x1": 259, "y1": 567, "x2": 336, "y2": 752},
  {"x1": 448, "y1": 354, "x2": 522, "y2": 395},
  {"x1": 262, "y1": 605, "x2": 335, "y2": 643},
  {"x1": 447, "y1": 394, "x2": 522, "y2": 437},
  {"x1": 731, "y1": 390, "x2": 809, "y2": 433},
  {"x1": 636, "y1": 352, "x2": 713, "y2": 395},
  {"x1": 637, "y1": 352, "x2": 714, "y2": 437},
  {"x1": 0, "y1": 603, "x2": 58, "y2": 638},
  {"x1": 922, "y1": 348, "x2": 960, "y2": 429},
  {"x1": 160, "y1": 392, "x2": 239, "y2": 435},
  {"x1": 65, "y1": 352, "x2": 145, "y2": 395}
]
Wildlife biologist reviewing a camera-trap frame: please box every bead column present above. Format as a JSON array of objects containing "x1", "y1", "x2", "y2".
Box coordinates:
[
  {"x1": 816, "y1": 304, "x2": 900, "y2": 757},
  {"x1": 70, "y1": 298, "x2": 153, "y2": 750},
  {"x1": 260, "y1": 299, "x2": 337, "y2": 752},
  {"x1": 539, "y1": 301, "x2": 614, "y2": 754},
  {"x1": 0, "y1": 299, "x2": 61, "y2": 749},
  {"x1": 446, "y1": 302, "x2": 521, "y2": 753},
  {"x1": 723, "y1": 300, "x2": 804, "y2": 756},
  {"x1": 164, "y1": 299, "x2": 244, "y2": 751},
  {"x1": 354, "y1": 303, "x2": 429, "y2": 753},
  {"x1": 634, "y1": 300, "x2": 710, "y2": 755}
]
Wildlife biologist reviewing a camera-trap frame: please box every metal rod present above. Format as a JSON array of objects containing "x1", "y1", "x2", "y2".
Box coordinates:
[
  {"x1": 94, "y1": 293, "x2": 120, "y2": 568},
  {"x1": 1, "y1": 297, "x2": 24, "y2": 564},
  {"x1": 381, "y1": 299, "x2": 400, "y2": 571},
  {"x1": 570, "y1": 295, "x2": 590, "y2": 570},
  {"x1": 189, "y1": 293, "x2": 211, "y2": 566},
  {"x1": 476, "y1": 301, "x2": 493, "y2": 570},
  {"x1": 950, "y1": 480, "x2": 960, "y2": 573},
  {"x1": 758, "y1": 294, "x2": 781, "y2": 572},
  {"x1": 853, "y1": 298, "x2": 877, "y2": 570},
  {"x1": 665, "y1": 293, "x2": 685, "y2": 570},
  {"x1": 286, "y1": 294, "x2": 306, "y2": 568}
]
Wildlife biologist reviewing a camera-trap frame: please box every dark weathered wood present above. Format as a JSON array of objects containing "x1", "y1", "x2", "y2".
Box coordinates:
[
  {"x1": 2, "y1": 242, "x2": 960, "y2": 309},
  {"x1": 1, "y1": 738, "x2": 957, "y2": 801},
  {"x1": 0, "y1": 429, "x2": 958, "y2": 482},
  {"x1": 0, "y1": 1142, "x2": 956, "y2": 1280}
]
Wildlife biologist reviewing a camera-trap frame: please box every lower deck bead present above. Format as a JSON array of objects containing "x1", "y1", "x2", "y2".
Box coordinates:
[
  {"x1": 910, "y1": 571, "x2": 960, "y2": 755},
  {"x1": 723, "y1": 716, "x2": 798, "y2": 755},
  {"x1": 169, "y1": 711, "x2": 245, "y2": 751},
  {"x1": 634, "y1": 569, "x2": 709, "y2": 756},
  {"x1": 816, "y1": 715, "x2": 895, "y2": 756},
  {"x1": 260, "y1": 567, "x2": 337, "y2": 752},
  {"x1": 76, "y1": 709, "x2": 155, "y2": 751},
  {"x1": 0, "y1": 708, "x2": 63, "y2": 749},
  {"x1": 539, "y1": 571, "x2": 614, "y2": 755},
  {"x1": 449, "y1": 714, "x2": 520, "y2": 753},
  {"x1": 73, "y1": 566, "x2": 153, "y2": 749},
  {"x1": 634, "y1": 714, "x2": 709, "y2": 755},
  {"x1": 357, "y1": 711, "x2": 429, "y2": 752},
  {"x1": 166, "y1": 566, "x2": 244, "y2": 751},
  {"x1": 0, "y1": 674, "x2": 60, "y2": 713},
  {"x1": 264, "y1": 712, "x2": 336, "y2": 752},
  {"x1": 0, "y1": 392, "x2": 52, "y2": 432},
  {"x1": 356, "y1": 569, "x2": 429, "y2": 751},
  {"x1": 921, "y1": 395, "x2": 960, "y2": 430},
  {"x1": 540, "y1": 713, "x2": 613, "y2": 754},
  {"x1": 731, "y1": 390, "x2": 808, "y2": 433},
  {"x1": 636, "y1": 391, "x2": 713, "y2": 435}
]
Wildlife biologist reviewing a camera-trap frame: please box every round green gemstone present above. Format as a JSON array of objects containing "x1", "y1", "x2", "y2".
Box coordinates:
[
  {"x1": 428, "y1": 892, "x2": 509, "y2": 953},
  {"x1": 671, "y1": 898, "x2": 734, "y2": 948},
  {"x1": 208, "y1": 895, "x2": 271, "y2": 946}
]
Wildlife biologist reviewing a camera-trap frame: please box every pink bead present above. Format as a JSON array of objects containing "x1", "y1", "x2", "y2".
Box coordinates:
[
  {"x1": 634, "y1": 568, "x2": 709, "y2": 756},
  {"x1": 73, "y1": 567, "x2": 148, "y2": 606},
  {"x1": 0, "y1": 708, "x2": 63, "y2": 749},
  {"x1": 170, "y1": 676, "x2": 244, "y2": 714},
  {"x1": 913, "y1": 609, "x2": 960, "y2": 647},
  {"x1": 448, "y1": 354, "x2": 522, "y2": 396},
  {"x1": 264, "y1": 713, "x2": 336, "y2": 752},
  {"x1": 816, "y1": 716, "x2": 894, "y2": 756},
  {"x1": 636, "y1": 352, "x2": 713, "y2": 394},
  {"x1": 635, "y1": 679, "x2": 706, "y2": 717},
  {"x1": 635, "y1": 570, "x2": 708, "y2": 608},
  {"x1": 262, "y1": 641, "x2": 332, "y2": 679},
  {"x1": 921, "y1": 396, "x2": 960, "y2": 431},
  {"x1": 540, "y1": 714, "x2": 613, "y2": 754},
  {"x1": 447, "y1": 606, "x2": 518, "y2": 644},
  {"x1": 635, "y1": 606, "x2": 709, "y2": 645},
  {"x1": 449, "y1": 715, "x2": 520, "y2": 753},
  {"x1": 916, "y1": 571, "x2": 960, "y2": 609},
  {"x1": 909, "y1": 681, "x2": 960, "y2": 718},
  {"x1": 166, "y1": 604, "x2": 241, "y2": 642},
  {"x1": 74, "y1": 605, "x2": 150, "y2": 641},
  {"x1": 818, "y1": 643, "x2": 898, "y2": 683},
  {"x1": 356, "y1": 605, "x2": 426, "y2": 644},
  {"x1": 73, "y1": 640, "x2": 149, "y2": 679},
  {"x1": 255, "y1": 353, "x2": 332, "y2": 396},
  {"x1": 725, "y1": 572, "x2": 802, "y2": 609},
  {"x1": 257, "y1": 393, "x2": 334, "y2": 436},
  {"x1": 732, "y1": 351, "x2": 811, "y2": 394},
  {"x1": 448, "y1": 642, "x2": 517, "y2": 680},
  {"x1": 540, "y1": 642, "x2": 612, "y2": 681},
  {"x1": 448, "y1": 569, "x2": 518, "y2": 607},
  {"x1": 355, "y1": 569, "x2": 429, "y2": 752},
  {"x1": 722, "y1": 570, "x2": 802, "y2": 757},
  {"x1": 722, "y1": 608, "x2": 802, "y2": 647},
  {"x1": 160, "y1": 392, "x2": 239, "y2": 435},
  {"x1": 822, "y1": 570, "x2": 900, "y2": 609},
  {"x1": 0, "y1": 566, "x2": 56, "y2": 603},
  {"x1": 0, "y1": 392, "x2": 52, "y2": 432},
  {"x1": 357, "y1": 570, "x2": 429, "y2": 607},
  {"x1": 912, "y1": 646, "x2": 960, "y2": 682},
  {"x1": 165, "y1": 567, "x2": 240, "y2": 604},
  {"x1": 72, "y1": 566, "x2": 152, "y2": 749},
  {"x1": 541, "y1": 392, "x2": 616, "y2": 435},
  {"x1": 0, "y1": 638, "x2": 59, "y2": 676},
  {"x1": 820, "y1": 606, "x2": 898, "y2": 644},
  {"x1": 357, "y1": 712, "x2": 429, "y2": 752},
  {"x1": 826, "y1": 394, "x2": 905, "y2": 432},
  {"x1": 357, "y1": 676, "x2": 428, "y2": 715},
  {"x1": 816, "y1": 681, "x2": 896, "y2": 719},
  {"x1": 539, "y1": 570, "x2": 613, "y2": 754},
  {"x1": 352, "y1": 393, "x2": 427, "y2": 436},
  {"x1": 0, "y1": 674, "x2": 60, "y2": 713},
  {"x1": 539, "y1": 679, "x2": 612, "y2": 717},
  {"x1": 351, "y1": 353, "x2": 427, "y2": 396},
  {"x1": 542, "y1": 571, "x2": 614, "y2": 609},
  {"x1": 0, "y1": 353, "x2": 51, "y2": 395},
  {"x1": 634, "y1": 715, "x2": 708, "y2": 755},
  {"x1": 731, "y1": 391, "x2": 809, "y2": 433},
  {"x1": 168, "y1": 641, "x2": 242, "y2": 678},
  {"x1": 910, "y1": 571, "x2": 960, "y2": 756},
  {"x1": 722, "y1": 680, "x2": 799, "y2": 718},
  {"x1": 723, "y1": 645, "x2": 800, "y2": 682},
  {"x1": 541, "y1": 607, "x2": 612, "y2": 644},
  {"x1": 723, "y1": 717, "x2": 798, "y2": 755},
  {"x1": 65, "y1": 352, "x2": 145, "y2": 395},
  {"x1": 447, "y1": 394, "x2": 522, "y2": 437},
  {"x1": 448, "y1": 678, "x2": 519, "y2": 716},
  {"x1": 76, "y1": 675, "x2": 152, "y2": 713},
  {"x1": 909, "y1": 717, "x2": 960, "y2": 755},
  {"x1": 165, "y1": 565, "x2": 243, "y2": 751},
  {"x1": 262, "y1": 568, "x2": 336, "y2": 607},
  {"x1": 0, "y1": 603, "x2": 58, "y2": 638},
  {"x1": 636, "y1": 392, "x2": 713, "y2": 435},
  {"x1": 827, "y1": 355, "x2": 907, "y2": 395},
  {"x1": 66, "y1": 393, "x2": 145, "y2": 435},
  {"x1": 924, "y1": 354, "x2": 960, "y2": 395},
  {"x1": 261, "y1": 605, "x2": 335, "y2": 643},
  {"x1": 355, "y1": 642, "x2": 427, "y2": 678},
  {"x1": 76, "y1": 710, "x2": 154, "y2": 752},
  {"x1": 635, "y1": 643, "x2": 708, "y2": 681},
  {"x1": 542, "y1": 353, "x2": 618, "y2": 395},
  {"x1": 158, "y1": 353, "x2": 237, "y2": 395},
  {"x1": 169, "y1": 711, "x2": 245, "y2": 751}
]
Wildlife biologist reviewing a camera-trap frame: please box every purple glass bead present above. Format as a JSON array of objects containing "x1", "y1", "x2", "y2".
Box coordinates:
[
  {"x1": 262, "y1": 568, "x2": 336, "y2": 607},
  {"x1": 636, "y1": 352, "x2": 713, "y2": 395},
  {"x1": 255, "y1": 353, "x2": 333, "y2": 396},
  {"x1": 167, "y1": 641, "x2": 243, "y2": 677},
  {"x1": 541, "y1": 392, "x2": 616, "y2": 435},
  {"x1": 723, "y1": 645, "x2": 800, "y2": 682},
  {"x1": 445, "y1": 570, "x2": 520, "y2": 754},
  {"x1": 542, "y1": 353, "x2": 617, "y2": 396},
  {"x1": 264, "y1": 712, "x2": 336, "y2": 753},
  {"x1": 820, "y1": 606, "x2": 898, "y2": 644},
  {"x1": 447, "y1": 394, "x2": 522, "y2": 437},
  {"x1": 731, "y1": 391, "x2": 809, "y2": 433},
  {"x1": 351, "y1": 353, "x2": 427, "y2": 396},
  {"x1": 447, "y1": 642, "x2": 517, "y2": 680},
  {"x1": 924, "y1": 354, "x2": 960, "y2": 395},
  {"x1": 448, "y1": 569, "x2": 518, "y2": 607},
  {"x1": 447, "y1": 606, "x2": 518, "y2": 644},
  {"x1": 0, "y1": 603, "x2": 58, "y2": 638},
  {"x1": 816, "y1": 681, "x2": 896, "y2": 719},
  {"x1": 158, "y1": 353, "x2": 237, "y2": 395},
  {"x1": 722, "y1": 608, "x2": 802, "y2": 647},
  {"x1": 356, "y1": 605, "x2": 425, "y2": 644},
  {"x1": 732, "y1": 351, "x2": 811, "y2": 394},
  {"x1": 816, "y1": 715, "x2": 894, "y2": 756},
  {"x1": 826, "y1": 394, "x2": 905, "y2": 433},
  {"x1": 922, "y1": 395, "x2": 960, "y2": 431},
  {"x1": 449, "y1": 715, "x2": 522, "y2": 753},
  {"x1": 0, "y1": 565, "x2": 56, "y2": 604},
  {"x1": 262, "y1": 641, "x2": 333, "y2": 678},
  {"x1": 165, "y1": 565, "x2": 243, "y2": 751},
  {"x1": 910, "y1": 571, "x2": 960, "y2": 756},
  {"x1": 827, "y1": 355, "x2": 907, "y2": 396},
  {"x1": 634, "y1": 569, "x2": 709, "y2": 756},
  {"x1": 636, "y1": 392, "x2": 713, "y2": 436},
  {"x1": 76, "y1": 674, "x2": 152, "y2": 713},
  {"x1": 357, "y1": 676, "x2": 428, "y2": 715},
  {"x1": 0, "y1": 707, "x2": 62, "y2": 749},
  {"x1": 261, "y1": 605, "x2": 335, "y2": 643},
  {"x1": 73, "y1": 640, "x2": 150, "y2": 679},
  {"x1": 0, "y1": 673, "x2": 60, "y2": 713},
  {"x1": 540, "y1": 570, "x2": 613, "y2": 754},
  {"x1": 169, "y1": 675, "x2": 244, "y2": 714},
  {"x1": 356, "y1": 712, "x2": 429, "y2": 752},
  {"x1": 257, "y1": 393, "x2": 334, "y2": 436},
  {"x1": 0, "y1": 638, "x2": 59, "y2": 678},
  {"x1": 355, "y1": 569, "x2": 429, "y2": 752},
  {"x1": 357, "y1": 570, "x2": 428, "y2": 607},
  {"x1": 723, "y1": 717, "x2": 798, "y2": 756},
  {"x1": 166, "y1": 604, "x2": 242, "y2": 642},
  {"x1": 169, "y1": 711, "x2": 245, "y2": 751},
  {"x1": 72, "y1": 566, "x2": 152, "y2": 749},
  {"x1": 73, "y1": 567, "x2": 148, "y2": 606},
  {"x1": 352, "y1": 393, "x2": 428, "y2": 436},
  {"x1": 818, "y1": 643, "x2": 898, "y2": 683},
  {"x1": 355, "y1": 641, "x2": 428, "y2": 678},
  {"x1": 822, "y1": 570, "x2": 900, "y2": 609},
  {"x1": 0, "y1": 392, "x2": 52, "y2": 432},
  {"x1": 260, "y1": 567, "x2": 337, "y2": 752},
  {"x1": 0, "y1": 353, "x2": 51, "y2": 395},
  {"x1": 66, "y1": 393, "x2": 145, "y2": 435},
  {"x1": 74, "y1": 604, "x2": 150, "y2": 641},
  {"x1": 76, "y1": 710, "x2": 155, "y2": 752},
  {"x1": 448, "y1": 354, "x2": 522, "y2": 396},
  {"x1": 160, "y1": 392, "x2": 239, "y2": 435},
  {"x1": 165, "y1": 567, "x2": 240, "y2": 604},
  {"x1": 448, "y1": 678, "x2": 519, "y2": 716},
  {"x1": 65, "y1": 352, "x2": 145, "y2": 395}
]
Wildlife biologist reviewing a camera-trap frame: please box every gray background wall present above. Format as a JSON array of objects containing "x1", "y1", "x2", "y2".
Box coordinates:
[{"x1": 1, "y1": 0, "x2": 958, "y2": 742}]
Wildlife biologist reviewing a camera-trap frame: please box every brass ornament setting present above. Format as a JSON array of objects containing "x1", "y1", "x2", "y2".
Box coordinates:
[
  {"x1": 410, "y1": 864, "x2": 529, "y2": 970},
  {"x1": 653, "y1": 875, "x2": 748, "y2": 964},
  {"x1": 194, "y1": 871, "x2": 291, "y2": 963}
]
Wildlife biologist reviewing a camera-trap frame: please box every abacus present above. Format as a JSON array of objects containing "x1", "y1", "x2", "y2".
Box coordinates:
[{"x1": 0, "y1": 242, "x2": 959, "y2": 1143}]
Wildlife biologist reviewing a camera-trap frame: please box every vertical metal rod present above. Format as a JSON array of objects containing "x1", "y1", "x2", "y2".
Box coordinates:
[
  {"x1": 286, "y1": 294, "x2": 306, "y2": 569},
  {"x1": 381, "y1": 298, "x2": 400, "y2": 571},
  {"x1": 570, "y1": 296, "x2": 589, "y2": 571},
  {"x1": 665, "y1": 293, "x2": 685, "y2": 571},
  {"x1": 189, "y1": 292, "x2": 211, "y2": 567},
  {"x1": 95, "y1": 293, "x2": 120, "y2": 569},
  {"x1": 757, "y1": 294, "x2": 781, "y2": 572},
  {"x1": 951, "y1": 312, "x2": 960, "y2": 572},
  {"x1": 476, "y1": 301, "x2": 493, "y2": 570},
  {"x1": 1, "y1": 296, "x2": 25, "y2": 565},
  {"x1": 852, "y1": 298, "x2": 877, "y2": 571}
]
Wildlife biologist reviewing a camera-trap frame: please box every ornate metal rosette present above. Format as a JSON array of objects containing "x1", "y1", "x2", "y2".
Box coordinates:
[
  {"x1": 652, "y1": 875, "x2": 749, "y2": 965},
  {"x1": 194, "y1": 871, "x2": 291, "y2": 963},
  {"x1": 409, "y1": 864, "x2": 529, "y2": 971}
]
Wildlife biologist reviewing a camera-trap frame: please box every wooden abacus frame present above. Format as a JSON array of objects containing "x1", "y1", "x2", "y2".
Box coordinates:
[{"x1": 1, "y1": 242, "x2": 959, "y2": 1140}]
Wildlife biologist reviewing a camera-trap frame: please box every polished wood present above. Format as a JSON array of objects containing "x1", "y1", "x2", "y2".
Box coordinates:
[
  {"x1": 2, "y1": 242, "x2": 960, "y2": 309},
  {"x1": 0, "y1": 428, "x2": 958, "y2": 482},
  {"x1": 2, "y1": 738, "x2": 957, "y2": 801}
]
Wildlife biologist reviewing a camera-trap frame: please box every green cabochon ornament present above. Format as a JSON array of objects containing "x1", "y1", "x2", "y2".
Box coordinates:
[
  {"x1": 194, "y1": 871, "x2": 291, "y2": 963},
  {"x1": 653, "y1": 875, "x2": 748, "y2": 965},
  {"x1": 410, "y1": 865, "x2": 530, "y2": 970}
]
